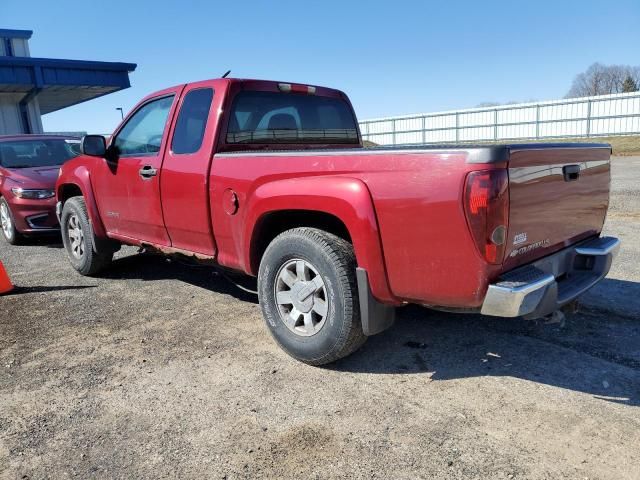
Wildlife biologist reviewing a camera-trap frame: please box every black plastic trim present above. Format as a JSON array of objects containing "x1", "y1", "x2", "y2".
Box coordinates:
[
  {"x1": 356, "y1": 267, "x2": 396, "y2": 336},
  {"x1": 215, "y1": 143, "x2": 611, "y2": 164}
]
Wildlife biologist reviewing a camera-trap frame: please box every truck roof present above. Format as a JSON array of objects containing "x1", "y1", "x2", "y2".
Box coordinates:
[{"x1": 141, "y1": 77, "x2": 348, "y2": 103}]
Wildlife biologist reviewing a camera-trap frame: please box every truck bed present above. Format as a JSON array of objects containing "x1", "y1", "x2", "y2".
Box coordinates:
[{"x1": 215, "y1": 142, "x2": 611, "y2": 308}]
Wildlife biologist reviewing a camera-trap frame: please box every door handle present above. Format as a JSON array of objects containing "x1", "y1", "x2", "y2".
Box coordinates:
[
  {"x1": 562, "y1": 164, "x2": 580, "y2": 182},
  {"x1": 139, "y1": 165, "x2": 158, "y2": 179}
]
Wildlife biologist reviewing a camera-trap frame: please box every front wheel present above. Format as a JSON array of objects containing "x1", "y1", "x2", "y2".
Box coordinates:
[
  {"x1": 60, "y1": 196, "x2": 113, "y2": 276},
  {"x1": 258, "y1": 228, "x2": 366, "y2": 365},
  {"x1": 0, "y1": 197, "x2": 21, "y2": 245}
]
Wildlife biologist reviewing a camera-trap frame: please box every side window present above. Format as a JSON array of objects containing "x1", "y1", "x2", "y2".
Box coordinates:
[
  {"x1": 171, "y1": 88, "x2": 214, "y2": 154},
  {"x1": 114, "y1": 95, "x2": 174, "y2": 156}
]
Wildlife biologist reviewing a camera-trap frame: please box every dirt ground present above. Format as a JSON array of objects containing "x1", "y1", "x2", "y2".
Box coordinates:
[{"x1": 1, "y1": 157, "x2": 639, "y2": 480}]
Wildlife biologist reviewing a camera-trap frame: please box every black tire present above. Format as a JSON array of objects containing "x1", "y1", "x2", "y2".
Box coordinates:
[
  {"x1": 258, "y1": 227, "x2": 367, "y2": 365},
  {"x1": 0, "y1": 197, "x2": 22, "y2": 245},
  {"x1": 60, "y1": 196, "x2": 113, "y2": 276}
]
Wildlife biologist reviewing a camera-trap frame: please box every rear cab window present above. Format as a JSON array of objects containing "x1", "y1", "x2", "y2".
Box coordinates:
[
  {"x1": 226, "y1": 91, "x2": 359, "y2": 145},
  {"x1": 171, "y1": 88, "x2": 214, "y2": 154}
]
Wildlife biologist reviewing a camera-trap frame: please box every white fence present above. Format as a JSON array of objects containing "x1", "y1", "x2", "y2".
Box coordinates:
[{"x1": 359, "y1": 91, "x2": 640, "y2": 145}]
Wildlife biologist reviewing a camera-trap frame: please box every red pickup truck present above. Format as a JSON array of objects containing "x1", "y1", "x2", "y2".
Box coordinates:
[{"x1": 56, "y1": 78, "x2": 620, "y2": 365}]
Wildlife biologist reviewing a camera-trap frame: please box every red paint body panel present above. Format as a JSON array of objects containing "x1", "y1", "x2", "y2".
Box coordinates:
[
  {"x1": 57, "y1": 160, "x2": 108, "y2": 238},
  {"x1": 56, "y1": 78, "x2": 612, "y2": 311},
  {"x1": 208, "y1": 166, "x2": 397, "y2": 303},
  {"x1": 209, "y1": 151, "x2": 503, "y2": 306},
  {"x1": 92, "y1": 85, "x2": 184, "y2": 246},
  {"x1": 160, "y1": 79, "x2": 229, "y2": 255},
  {"x1": 504, "y1": 147, "x2": 610, "y2": 271}
]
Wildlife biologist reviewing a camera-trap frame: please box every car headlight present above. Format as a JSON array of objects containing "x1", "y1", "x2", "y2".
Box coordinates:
[{"x1": 11, "y1": 188, "x2": 55, "y2": 200}]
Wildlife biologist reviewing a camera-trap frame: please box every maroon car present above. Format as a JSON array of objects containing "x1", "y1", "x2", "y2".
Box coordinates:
[{"x1": 0, "y1": 135, "x2": 80, "y2": 244}]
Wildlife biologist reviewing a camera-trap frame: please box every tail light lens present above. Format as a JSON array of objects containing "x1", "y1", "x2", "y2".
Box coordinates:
[{"x1": 463, "y1": 169, "x2": 509, "y2": 264}]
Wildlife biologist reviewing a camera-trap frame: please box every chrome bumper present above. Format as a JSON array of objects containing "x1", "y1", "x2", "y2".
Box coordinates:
[{"x1": 481, "y1": 236, "x2": 620, "y2": 318}]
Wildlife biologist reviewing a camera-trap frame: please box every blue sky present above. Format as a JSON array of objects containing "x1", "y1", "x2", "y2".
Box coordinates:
[{"x1": 3, "y1": 0, "x2": 639, "y2": 133}]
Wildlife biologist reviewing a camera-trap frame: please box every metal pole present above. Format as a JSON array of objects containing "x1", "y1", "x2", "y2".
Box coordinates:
[
  {"x1": 585, "y1": 100, "x2": 592, "y2": 137},
  {"x1": 392, "y1": 119, "x2": 396, "y2": 145},
  {"x1": 535, "y1": 105, "x2": 540, "y2": 139},
  {"x1": 455, "y1": 113, "x2": 459, "y2": 142}
]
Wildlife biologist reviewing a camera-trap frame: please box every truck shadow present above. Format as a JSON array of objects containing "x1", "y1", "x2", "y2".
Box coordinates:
[
  {"x1": 16, "y1": 234, "x2": 63, "y2": 249},
  {"x1": 331, "y1": 292, "x2": 640, "y2": 407},
  {"x1": 102, "y1": 252, "x2": 259, "y2": 304},
  {"x1": 98, "y1": 252, "x2": 640, "y2": 407}
]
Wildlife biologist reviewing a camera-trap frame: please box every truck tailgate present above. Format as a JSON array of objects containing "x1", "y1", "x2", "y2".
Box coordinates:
[{"x1": 503, "y1": 145, "x2": 610, "y2": 271}]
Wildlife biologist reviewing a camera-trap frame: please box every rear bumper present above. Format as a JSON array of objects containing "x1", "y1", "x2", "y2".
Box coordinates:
[{"x1": 481, "y1": 236, "x2": 620, "y2": 318}]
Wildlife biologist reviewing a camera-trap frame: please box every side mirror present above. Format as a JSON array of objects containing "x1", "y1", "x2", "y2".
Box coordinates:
[{"x1": 81, "y1": 135, "x2": 107, "y2": 157}]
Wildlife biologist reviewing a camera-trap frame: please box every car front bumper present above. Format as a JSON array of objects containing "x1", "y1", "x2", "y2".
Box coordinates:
[
  {"x1": 8, "y1": 196, "x2": 60, "y2": 234},
  {"x1": 481, "y1": 236, "x2": 620, "y2": 319}
]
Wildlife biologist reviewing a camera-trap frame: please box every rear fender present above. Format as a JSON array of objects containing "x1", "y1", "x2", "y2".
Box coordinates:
[
  {"x1": 56, "y1": 165, "x2": 107, "y2": 238},
  {"x1": 244, "y1": 176, "x2": 398, "y2": 304}
]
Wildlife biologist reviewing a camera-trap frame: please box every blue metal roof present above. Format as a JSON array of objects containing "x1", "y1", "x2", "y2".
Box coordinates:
[
  {"x1": 0, "y1": 29, "x2": 33, "y2": 39},
  {"x1": 0, "y1": 56, "x2": 137, "y2": 114}
]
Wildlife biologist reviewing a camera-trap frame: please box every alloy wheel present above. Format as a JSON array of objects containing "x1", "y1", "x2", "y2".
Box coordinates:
[
  {"x1": 67, "y1": 214, "x2": 85, "y2": 259},
  {"x1": 274, "y1": 259, "x2": 329, "y2": 337},
  {"x1": 0, "y1": 203, "x2": 12, "y2": 239}
]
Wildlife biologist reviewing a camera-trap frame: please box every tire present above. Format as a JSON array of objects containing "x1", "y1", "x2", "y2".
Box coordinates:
[
  {"x1": 60, "y1": 196, "x2": 113, "y2": 276},
  {"x1": 0, "y1": 197, "x2": 22, "y2": 245},
  {"x1": 258, "y1": 227, "x2": 367, "y2": 365}
]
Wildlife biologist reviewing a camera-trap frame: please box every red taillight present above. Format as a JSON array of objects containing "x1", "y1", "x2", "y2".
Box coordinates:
[{"x1": 463, "y1": 169, "x2": 509, "y2": 264}]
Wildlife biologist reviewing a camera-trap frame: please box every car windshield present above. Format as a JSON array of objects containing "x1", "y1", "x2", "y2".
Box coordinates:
[
  {"x1": 226, "y1": 91, "x2": 359, "y2": 145},
  {"x1": 0, "y1": 138, "x2": 80, "y2": 168}
]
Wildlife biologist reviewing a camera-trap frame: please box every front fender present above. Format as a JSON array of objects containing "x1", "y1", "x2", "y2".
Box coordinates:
[
  {"x1": 243, "y1": 176, "x2": 398, "y2": 304},
  {"x1": 56, "y1": 164, "x2": 107, "y2": 238}
]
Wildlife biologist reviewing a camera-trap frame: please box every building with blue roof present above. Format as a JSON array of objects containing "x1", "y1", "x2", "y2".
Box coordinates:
[{"x1": 0, "y1": 28, "x2": 136, "y2": 134}]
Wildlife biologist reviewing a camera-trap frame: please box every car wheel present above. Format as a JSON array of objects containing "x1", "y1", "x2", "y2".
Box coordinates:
[
  {"x1": 60, "y1": 196, "x2": 113, "y2": 276},
  {"x1": 258, "y1": 227, "x2": 367, "y2": 365},
  {"x1": 0, "y1": 197, "x2": 21, "y2": 245}
]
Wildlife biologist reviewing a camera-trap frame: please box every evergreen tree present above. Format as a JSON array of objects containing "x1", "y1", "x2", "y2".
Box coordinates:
[{"x1": 622, "y1": 76, "x2": 638, "y2": 93}]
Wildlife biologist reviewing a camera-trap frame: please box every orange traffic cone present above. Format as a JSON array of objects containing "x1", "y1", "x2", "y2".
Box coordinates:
[{"x1": 0, "y1": 261, "x2": 13, "y2": 295}]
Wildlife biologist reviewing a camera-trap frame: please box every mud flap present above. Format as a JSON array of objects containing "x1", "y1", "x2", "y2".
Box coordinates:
[{"x1": 356, "y1": 267, "x2": 396, "y2": 336}]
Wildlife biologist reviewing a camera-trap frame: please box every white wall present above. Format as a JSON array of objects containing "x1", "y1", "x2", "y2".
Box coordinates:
[
  {"x1": 0, "y1": 94, "x2": 24, "y2": 134},
  {"x1": 0, "y1": 93, "x2": 44, "y2": 135},
  {"x1": 0, "y1": 34, "x2": 42, "y2": 134},
  {"x1": 10, "y1": 38, "x2": 30, "y2": 57},
  {"x1": 360, "y1": 91, "x2": 640, "y2": 145}
]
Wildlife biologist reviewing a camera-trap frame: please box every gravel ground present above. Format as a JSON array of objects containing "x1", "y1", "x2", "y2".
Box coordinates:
[{"x1": 1, "y1": 157, "x2": 639, "y2": 480}]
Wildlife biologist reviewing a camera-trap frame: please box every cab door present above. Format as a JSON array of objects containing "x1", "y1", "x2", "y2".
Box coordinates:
[
  {"x1": 92, "y1": 88, "x2": 182, "y2": 245},
  {"x1": 160, "y1": 80, "x2": 222, "y2": 255}
]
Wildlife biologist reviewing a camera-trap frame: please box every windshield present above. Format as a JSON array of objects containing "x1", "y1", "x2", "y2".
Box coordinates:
[
  {"x1": 0, "y1": 138, "x2": 80, "y2": 168},
  {"x1": 0, "y1": 139, "x2": 80, "y2": 169},
  {"x1": 227, "y1": 91, "x2": 359, "y2": 145}
]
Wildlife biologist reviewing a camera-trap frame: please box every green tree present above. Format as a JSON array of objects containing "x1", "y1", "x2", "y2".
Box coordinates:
[{"x1": 622, "y1": 76, "x2": 638, "y2": 93}]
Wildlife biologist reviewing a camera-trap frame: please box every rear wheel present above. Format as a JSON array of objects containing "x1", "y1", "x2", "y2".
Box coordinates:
[
  {"x1": 258, "y1": 227, "x2": 366, "y2": 365},
  {"x1": 60, "y1": 196, "x2": 113, "y2": 276},
  {"x1": 0, "y1": 198, "x2": 21, "y2": 245}
]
